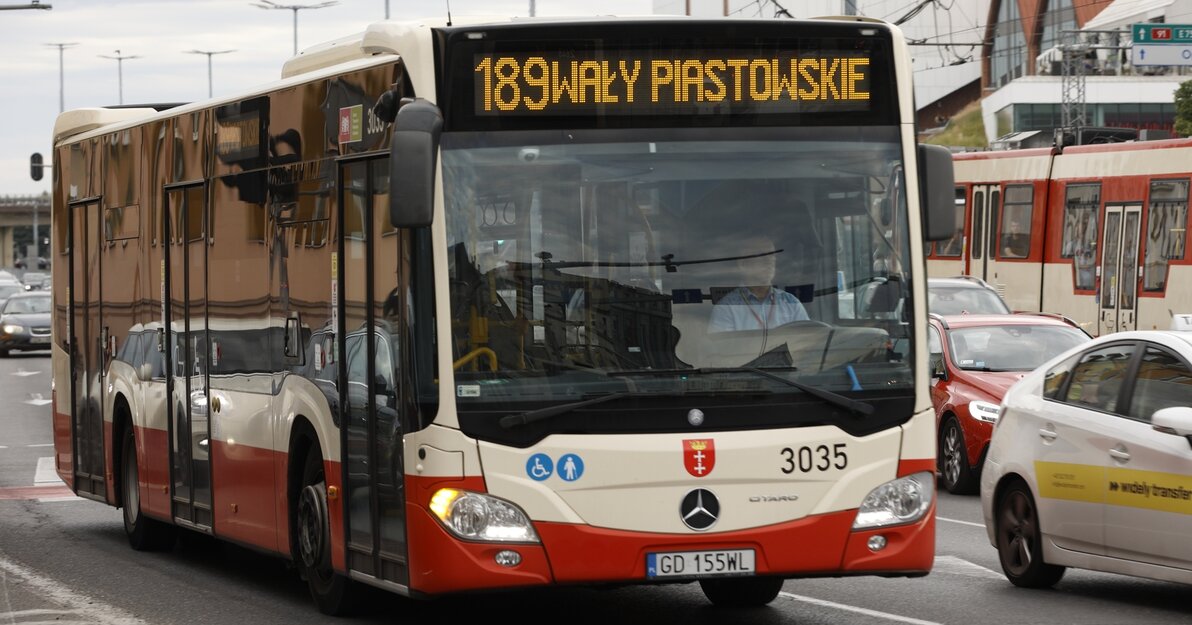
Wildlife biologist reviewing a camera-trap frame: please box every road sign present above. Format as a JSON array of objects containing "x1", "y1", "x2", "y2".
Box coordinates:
[
  {"x1": 1133, "y1": 23, "x2": 1192, "y2": 44},
  {"x1": 1132, "y1": 44, "x2": 1192, "y2": 66}
]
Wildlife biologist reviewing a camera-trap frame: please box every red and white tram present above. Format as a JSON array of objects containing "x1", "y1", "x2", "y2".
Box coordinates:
[{"x1": 931, "y1": 139, "x2": 1192, "y2": 336}]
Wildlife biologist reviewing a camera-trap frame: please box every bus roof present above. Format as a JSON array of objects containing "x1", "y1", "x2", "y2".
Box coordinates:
[{"x1": 55, "y1": 14, "x2": 906, "y2": 145}]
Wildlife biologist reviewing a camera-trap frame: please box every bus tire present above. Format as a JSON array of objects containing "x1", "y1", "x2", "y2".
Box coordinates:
[
  {"x1": 699, "y1": 576, "x2": 784, "y2": 607},
  {"x1": 121, "y1": 428, "x2": 174, "y2": 551},
  {"x1": 297, "y1": 446, "x2": 353, "y2": 615}
]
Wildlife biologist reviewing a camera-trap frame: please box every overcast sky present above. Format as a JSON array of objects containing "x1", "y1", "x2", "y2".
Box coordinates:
[{"x1": 1, "y1": 0, "x2": 676, "y2": 197}]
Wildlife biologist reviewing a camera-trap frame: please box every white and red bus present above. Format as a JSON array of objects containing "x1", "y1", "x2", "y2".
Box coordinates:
[
  {"x1": 932, "y1": 140, "x2": 1192, "y2": 335},
  {"x1": 50, "y1": 15, "x2": 954, "y2": 614}
]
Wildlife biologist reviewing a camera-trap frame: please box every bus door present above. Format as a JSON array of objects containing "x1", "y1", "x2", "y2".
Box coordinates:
[
  {"x1": 1098, "y1": 204, "x2": 1143, "y2": 336},
  {"x1": 968, "y1": 184, "x2": 1001, "y2": 282},
  {"x1": 339, "y1": 158, "x2": 408, "y2": 586},
  {"x1": 164, "y1": 184, "x2": 212, "y2": 528},
  {"x1": 68, "y1": 199, "x2": 105, "y2": 500}
]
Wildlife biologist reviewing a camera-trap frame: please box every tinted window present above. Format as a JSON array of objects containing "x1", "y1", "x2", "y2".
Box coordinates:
[
  {"x1": 1128, "y1": 346, "x2": 1192, "y2": 422},
  {"x1": 949, "y1": 324, "x2": 1088, "y2": 371},
  {"x1": 928, "y1": 285, "x2": 1011, "y2": 315},
  {"x1": 1044, "y1": 353, "x2": 1081, "y2": 399},
  {"x1": 1064, "y1": 343, "x2": 1136, "y2": 413}
]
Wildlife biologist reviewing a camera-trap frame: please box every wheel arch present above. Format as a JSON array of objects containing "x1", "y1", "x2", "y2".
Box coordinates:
[{"x1": 287, "y1": 414, "x2": 320, "y2": 560}]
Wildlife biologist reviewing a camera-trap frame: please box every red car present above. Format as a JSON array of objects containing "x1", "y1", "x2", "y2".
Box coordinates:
[{"x1": 928, "y1": 313, "x2": 1091, "y2": 494}]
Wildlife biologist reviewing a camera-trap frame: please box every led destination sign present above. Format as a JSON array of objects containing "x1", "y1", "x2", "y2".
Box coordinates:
[{"x1": 473, "y1": 50, "x2": 872, "y2": 116}]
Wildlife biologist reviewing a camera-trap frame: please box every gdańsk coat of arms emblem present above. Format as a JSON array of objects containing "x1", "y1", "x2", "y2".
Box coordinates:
[{"x1": 683, "y1": 439, "x2": 715, "y2": 477}]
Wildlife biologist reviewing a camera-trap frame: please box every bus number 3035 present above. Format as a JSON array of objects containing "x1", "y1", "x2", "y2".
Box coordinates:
[{"x1": 780, "y1": 444, "x2": 848, "y2": 474}]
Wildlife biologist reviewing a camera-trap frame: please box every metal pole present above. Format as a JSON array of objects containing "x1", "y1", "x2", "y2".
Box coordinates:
[
  {"x1": 251, "y1": 2, "x2": 338, "y2": 55},
  {"x1": 32, "y1": 198, "x2": 38, "y2": 264},
  {"x1": 385, "y1": 0, "x2": 388, "y2": 18},
  {"x1": 99, "y1": 50, "x2": 141, "y2": 106},
  {"x1": 46, "y1": 43, "x2": 77, "y2": 112},
  {"x1": 186, "y1": 50, "x2": 235, "y2": 98},
  {"x1": 58, "y1": 45, "x2": 64, "y2": 111}
]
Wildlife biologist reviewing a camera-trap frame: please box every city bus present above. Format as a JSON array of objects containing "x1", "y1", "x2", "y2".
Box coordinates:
[
  {"x1": 932, "y1": 139, "x2": 1192, "y2": 335},
  {"x1": 50, "y1": 15, "x2": 955, "y2": 614}
]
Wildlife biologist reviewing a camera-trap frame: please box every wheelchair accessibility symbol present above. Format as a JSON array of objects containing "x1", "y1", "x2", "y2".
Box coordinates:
[{"x1": 526, "y1": 454, "x2": 553, "y2": 481}]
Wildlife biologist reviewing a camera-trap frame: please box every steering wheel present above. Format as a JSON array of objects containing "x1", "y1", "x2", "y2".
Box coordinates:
[{"x1": 775, "y1": 319, "x2": 832, "y2": 330}]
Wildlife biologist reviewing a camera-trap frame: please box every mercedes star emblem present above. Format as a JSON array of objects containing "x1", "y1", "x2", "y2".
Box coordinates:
[{"x1": 680, "y1": 488, "x2": 720, "y2": 531}]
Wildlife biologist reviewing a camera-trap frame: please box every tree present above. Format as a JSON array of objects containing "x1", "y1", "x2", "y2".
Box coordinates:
[{"x1": 1174, "y1": 79, "x2": 1192, "y2": 137}]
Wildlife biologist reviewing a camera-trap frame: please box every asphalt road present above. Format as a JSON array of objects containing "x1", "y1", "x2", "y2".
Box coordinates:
[{"x1": 1, "y1": 352, "x2": 1189, "y2": 624}]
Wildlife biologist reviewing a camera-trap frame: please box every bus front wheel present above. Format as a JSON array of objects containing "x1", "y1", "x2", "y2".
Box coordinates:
[
  {"x1": 296, "y1": 446, "x2": 353, "y2": 615},
  {"x1": 699, "y1": 576, "x2": 784, "y2": 607}
]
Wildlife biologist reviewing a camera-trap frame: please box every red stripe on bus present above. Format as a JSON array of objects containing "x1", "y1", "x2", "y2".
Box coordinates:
[
  {"x1": 136, "y1": 426, "x2": 172, "y2": 520},
  {"x1": 52, "y1": 390, "x2": 73, "y2": 489},
  {"x1": 841, "y1": 502, "x2": 935, "y2": 572},
  {"x1": 103, "y1": 420, "x2": 115, "y2": 504},
  {"x1": 534, "y1": 510, "x2": 861, "y2": 583},
  {"x1": 897, "y1": 458, "x2": 935, "y2": 476},
  {"x1": 211, "y1": 439, "x2": 284, "y2": 553}
]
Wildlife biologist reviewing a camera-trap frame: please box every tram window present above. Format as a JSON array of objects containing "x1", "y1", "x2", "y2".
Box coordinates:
[
  {"x1": 935, "y1": 187, "x2": 964, "y2": 257},
  {"x1": 971, "y1": 191, "x2": 984, "y2": 259},
  {"x1": 999, "y1": 185, "x2": 1032, "y2": 259},
  {"x1": 1144, "y1": 179, "x2": 1188, "y2": 292},
  {"x1": 1062, "y1": 184, "x2": 1100, "y2": 291},
  {"x1": 987, "y1": 189, "x2": 1000, "y2": 261}
]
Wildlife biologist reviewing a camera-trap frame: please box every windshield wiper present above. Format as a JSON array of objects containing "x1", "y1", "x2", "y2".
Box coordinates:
[
  {"x1": 611, "y1": 367, "x2": 874, "y2": 417},
  {"x1": 499, "y1": 392, "x2": 630, "y2": 429},
  {"x1": 703, "y1": 367, "x2": 874, "y2": 417}
]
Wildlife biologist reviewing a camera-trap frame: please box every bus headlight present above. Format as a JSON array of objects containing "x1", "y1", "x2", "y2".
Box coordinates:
[
  {"x1": 852, "y1": 472, "x2": 934, "y2": 530},
  {"x1": 429, "y1": 488, "x2": 539, "y2": 543},
  {"x1": 967, "y1": 400, "x2": 1001, "y2": 424}
]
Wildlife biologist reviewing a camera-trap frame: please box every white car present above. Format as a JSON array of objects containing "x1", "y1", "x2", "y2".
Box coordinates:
[{"x1": 980, "y1": 330, "x2": 1192, "y2": 588}]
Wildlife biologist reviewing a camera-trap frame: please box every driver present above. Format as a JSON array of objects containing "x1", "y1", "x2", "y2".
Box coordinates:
[{"x1": 708, "y1": 233, "x2": 809, "y2": 332}]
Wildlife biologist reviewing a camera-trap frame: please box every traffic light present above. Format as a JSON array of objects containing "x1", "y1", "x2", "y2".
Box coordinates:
[{"x1": 30, "y1": 152, "x2": 43, "y2": 181}]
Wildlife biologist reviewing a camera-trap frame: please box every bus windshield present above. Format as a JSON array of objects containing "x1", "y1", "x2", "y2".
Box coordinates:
[{"x1": 443, "y1": 125, "x2": 913, "y2": 442}]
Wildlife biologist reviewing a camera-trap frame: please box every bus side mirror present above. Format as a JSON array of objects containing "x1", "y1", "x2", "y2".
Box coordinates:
[
  {"x1": 918, "y1": 144, "x2": 955, "y2": 241},
  {"x1": 389, "y1": 98, "x2": 442, "y2": 229}
]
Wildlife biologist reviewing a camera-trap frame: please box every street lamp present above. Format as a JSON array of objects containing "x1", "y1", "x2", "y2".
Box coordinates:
[
  {"x1": 251, "y1": 1, "x2": 339, "y2": 55},
  {"x1": 186, "y1": 49, "x2": 235, "y2": 98},
  {"x1": 98, "y1": 49, "x2": 141, "y2": 105},
  {"x1": 0, "y1": 1, "x2": 52, "y2": 9},
  {"x1": 45, "y1": 42, "x2": 76, "y2": 113}
]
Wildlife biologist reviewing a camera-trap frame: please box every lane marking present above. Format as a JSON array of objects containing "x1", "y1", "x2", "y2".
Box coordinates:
[
  {"x1": 26, "y1": 444, "x2": 53, "y2": 448},
  {"x1": 932, "y1": 555, "x2": 1004, "y2": 580},
  {"x1": 11, "y1": 369, "x2": 42, "y2": 377},
  {"x1": 779, "y1": 592, "x2": 942, "y2": 625},
  {"x1": 35, "y1": 457, "x2": 61, "y2": 485},
  {"x1": 937, "y1": 515, "x2": 984, "y2": 528},
  {"x1": 0, "y1": 555, "x2": 148, "y2": 625},
  {"x1": 24, "y1": 398, "x2": 52, "y2": 407}
]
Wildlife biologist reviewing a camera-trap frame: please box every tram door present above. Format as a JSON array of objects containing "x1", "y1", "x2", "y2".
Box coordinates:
[
  {"x1": 340, "y1": 158, "x2": 409, "y2": 586},
  {"x1": 968, "y1": 184, "x2": 1001, "y2": 282},
  {"x1": 1098, "y1": 205, "x2": 1143, "y2": 336},
  {"x1": 68, "y1": 200, "x2": 105, "y2": 499},
  {"x1": 164, "y1": 183, "x2": 212, "y2": 527}
]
